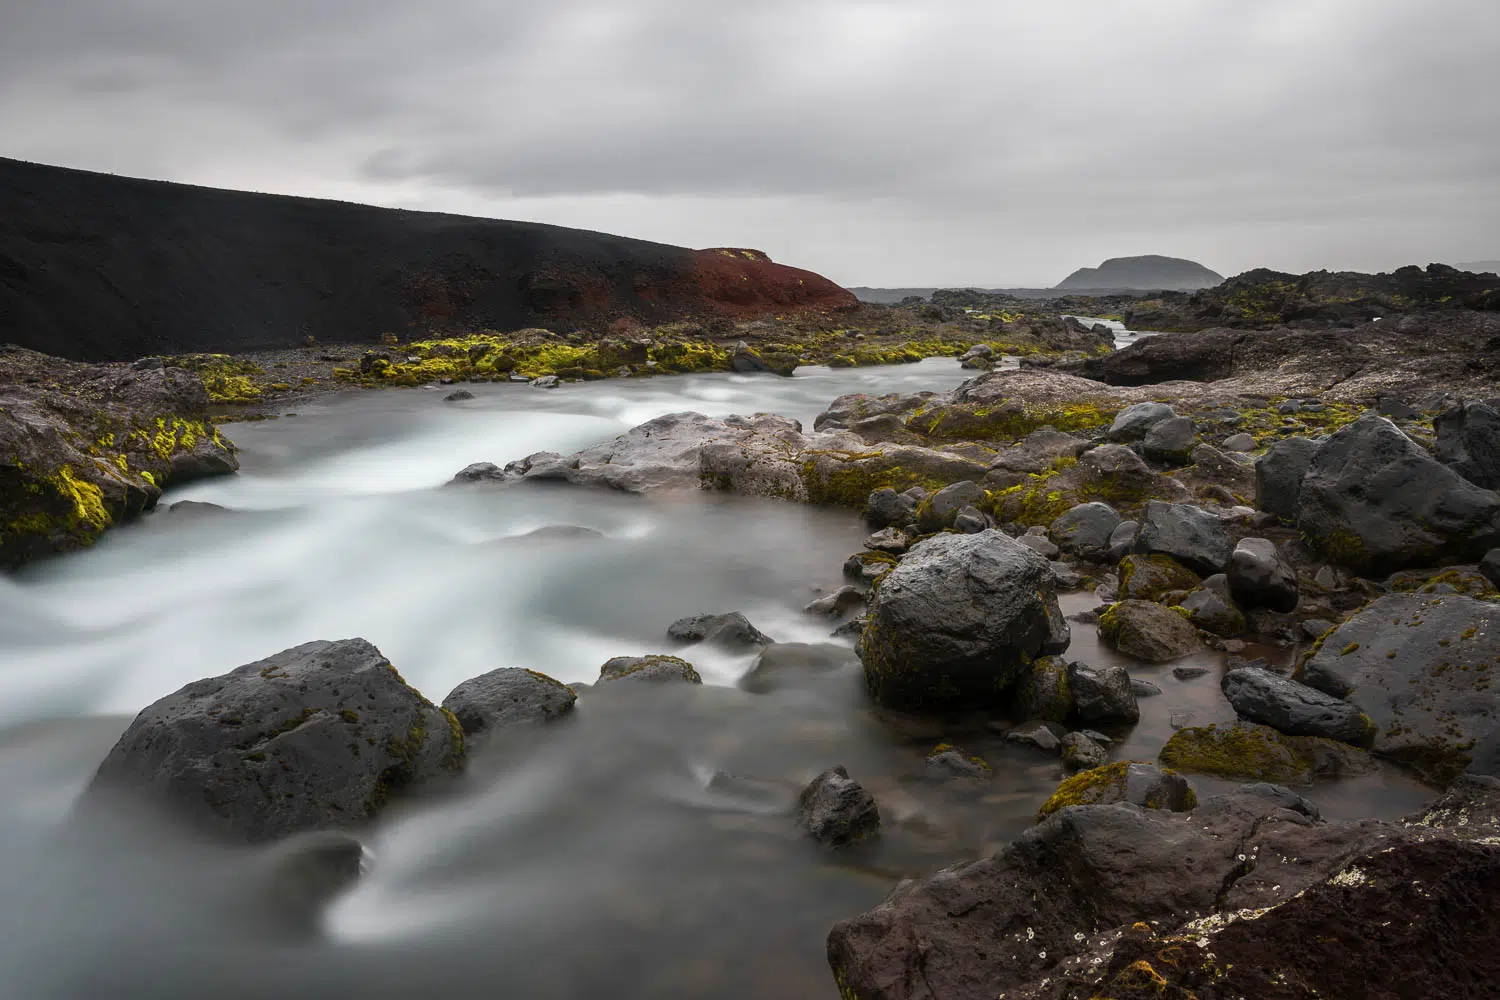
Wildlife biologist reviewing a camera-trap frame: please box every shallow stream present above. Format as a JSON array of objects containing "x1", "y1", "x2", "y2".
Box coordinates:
[{"x1": 0, "y1": 356, "x2": 1432, "y2": 999}]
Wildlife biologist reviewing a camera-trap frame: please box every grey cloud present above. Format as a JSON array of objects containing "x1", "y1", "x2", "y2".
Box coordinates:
[{"x1": 0, "y1": 0, "x2": 1495, "y2": 283}]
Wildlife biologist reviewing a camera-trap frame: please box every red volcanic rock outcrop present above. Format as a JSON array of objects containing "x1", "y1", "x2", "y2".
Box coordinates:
[{"x1": 0, "y1": 158, "x2": 854, "y2": 361}]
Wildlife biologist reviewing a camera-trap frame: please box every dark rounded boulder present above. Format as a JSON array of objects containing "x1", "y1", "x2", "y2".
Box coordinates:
[
  {"x1": 1254, "y1": 435, "x2": 1321, "y2": 520},
  {"x1": 88, "y1": 638, "x2": 464, "y2": 842},
  {"x1": 1221, "y1": 666, "x2": 1374, "y2": 746},
  {"x1": 1098, "y1": 599, "x2": 1203, "y2": 663},
  {"x1": 1226, "y1": 536, "x2": 1299, "y2": 612},
  {"x1": 598, "y1": 654, "x2": 703, "y2": 684},
  {"x1": 665, "y1": 611, "x2": 773, "y2": 650},
  {"x1": 1067, "y1": 660, "x2": 1140, "y2": 723},
  {"x1": 1048, "y1": 502, "x2": 1122, "y2": 561},
  {"x1": 1131, "y1": 500, "x2": 1233, "y2": 576},
  {"x1": 441, "y1": 667, "x2": 577, "y2": 735},
  {"x1": 857, "y1": 530, "x2": 1070, "y2": 710}
]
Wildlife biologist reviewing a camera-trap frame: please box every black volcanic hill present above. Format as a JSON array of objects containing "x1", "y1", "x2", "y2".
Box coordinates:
[
  {"x1": 0, "y1": 158, "x2": 853, "y2": 361},
  {"x1": 1056, "y1": 255, "x2": 1224, "y2": 292}
]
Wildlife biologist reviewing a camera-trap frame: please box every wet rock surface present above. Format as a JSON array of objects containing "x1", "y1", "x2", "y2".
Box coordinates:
[
  {"x1": 1221, "y1": 666, "x2": 1374, "y2": 746},
  {"x1": 798, "y1": 766, "x2": 880, "y2": 847},
  {"x1": 1098, "y1": 599, "x2": 1203, "y2": 663},
  {"x1": 665, "y1": 611, "x2": 773, "y2": 650},
  {"x1": 442, "y1": 667, "x2": 577, "y2": 734},
  {"x1": 857, "y1": 531, "x2": 1069, "y2": 709},
  {"x1": 88, "y1": 638, "x2": 464, "y2": 842},
  {"x1": 1131, "y1": 500, "x2": 1232, "y2": 576},
  {"x1": 598, "y1": 654, "x2": 704, "y2": 684}
]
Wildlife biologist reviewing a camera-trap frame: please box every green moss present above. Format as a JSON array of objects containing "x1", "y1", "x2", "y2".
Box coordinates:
[
  {"x1": 799, "y1": 453, "x2": 948, "y2": 509},
  {"x1": 439, "y1": 707, "x2": 466, "y2": 772},
  {"x1": 1158, "y1": 724, "x2": 1334, "y2": 783},
  {"x1": 1037, "y1": 761, "x2": 1128, "y2": 820},
  {"x1": 904, "y1": 399, "x2": 1114, "y2": 444},
  {"x1": 1119, "y1": 553, "x2": 1201, "y2": 601},
  {"x1": 1012, "y1": 654, "x2": 1073, "y2": 722}
]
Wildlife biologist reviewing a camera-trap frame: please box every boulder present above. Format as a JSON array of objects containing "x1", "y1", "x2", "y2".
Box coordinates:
[
  {"x1": 1159, "y1": 722, "x2": 1376, "y2": 784},
  {"x1": 1141, "y1": 415, "x2": 1198, "y2": 465},
  {"x1": 598, "y1": 654, "x2": 703, "y2": 684},
  {"x1": 1221, "y1": 666, "x2": 1374, "y2": 745},
  {"x1": 1295, "y1": 594, "x2": 1500, "y2": 782},
  {"x1": 442, "y1": 667, "x2": 576, "y2": 735},
  {"x1": 1036, "y1": 761, "x2": 1195, "y2": 820},
  {"x1": 1131, "y1": 501, "x2": 1233, "y2": 576},
  {"x1": 1009, "y1": 654, "x2": 1074, "y2": 723},
  {"x1": 1434, "y1": 399, "x2": 1500, "y2": 489},
  {"x1": 798, "y1": 766, "x2": 879, "y2": 846},
  {"x1": 915, "y1": 480, "x2": 986, "y2": 533},
  {"x1": 1005, "y1": 720, "x2": 1065, "y2": 753},
  {"x1": 1060, "y1": 732, "x2": 1108, "y2": 771},
  {"x1": 1178, "y1": 588, "x2": 1246, "y2": 636},
  {"x1": 1015, "y1": 533, "x2": 1059, "y2": 560},
  {"x1": 863, "y1": 527, "x2": 908, "y2": 554},
  {"x1": 857, "y1": 531, "x2": 1070, "y2": 709},
  {"x1": 987, "y1": 428, "x2": 1090, "y2": 476},
  {"x1": 1254, "y1": 435, "x2": 1321, "y2": 520},
  {"x1": 952, "y1": 506, "x2": 988, "y2": 533},
  {"x1": 864, "y1": 487, "x2": 916, "y2": 529},
  {"x1": 1118, "y1": 552, "x2": 1200, "y2": 601},
  {"x1": 1295, "y1": 414, "x2": 1500, "y2": 574},
  {"x1": 665, "y1": 611, "x2": 773, "y2": 650},
  {"x1": 1067, "y1": 661, "x2": 1140, "y2": 723},
  {"x1": 1049, "y1": 502, "x2": 1122, "y2": 561},
  {"x1": 443, "y1": 389, "x2": 475, "y2": 402},
  {"x1": 1098, "y1": 600, "x2": 1203, "y2": 663},
  {"x1": 88, "y1": 639, "x2": 463, "y2": 842},
  {"x1": 1226, "y1": 536, "x2": 1299, "y2": 612},
  {"x1": 1108, "y1": 402, "x2": 1176, "y2": 442}
]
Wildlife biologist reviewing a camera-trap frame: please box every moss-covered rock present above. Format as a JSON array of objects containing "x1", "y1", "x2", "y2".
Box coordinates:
[
  {"x1": 1, "y1": 350, "x2": 239, "y2": 568},
  {"x1": 1118, "y1": 553, "x2": 1201, "y2": 601},
  {"x1": 1158, "y1": 723, "x2": 1374, "y2": 785},
  {"x1": 598, "y1": 654, "x2": 703, "y2": 684},
  {"x1": 1009, "y1": 654, "x2": 1075, "y2": 723},
  {"x1": 1098, "y1": 600, "x2": 1203, "y2": 663},
  {"x1": 1035, "y1": 761, "x2": 1196, "y2": 821}
]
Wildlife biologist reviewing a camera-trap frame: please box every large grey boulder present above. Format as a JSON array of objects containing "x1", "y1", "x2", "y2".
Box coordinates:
[
  {"x1": 1254, "y1": 435, "x2": 1321, "y2": 520},
  {"x1": 1109, "y1": 401, "x2": 1176, "y2": 441},
  {"x1": 864, "y1": 487, "x2": 916, "y2": 529},
  {"x1": 666, "y1": 611, "x2": 773, "y2": 650},
  {"x1": 89, "y1": 639, "x2": 463, "y2": 842},
  {"x1": 1296, "y1": 593, "x2": 1500, "y2": 782},
  {"x1": 798, "y1": 766, "x2": 880, "y2": 846},
  {"x1": 1049, "y1": 502, "x2": 1122, "y2": 561},
  {"x1": 1295, "y1": 414, "x2": 1500, "y2": 575},
  {"x1": 442, "y1": 667, "x2": 577, "y2": 735},
  {"x1": 598, "y1": 655, "x2": 703, "y2": 684},
  {"x1": 1099, "y1": 600, "x2": 1203, "y2": 663},
  {"x1": 857, "y1": 530, "x2": 1070, "y2": 709},
  {"x1": 1221, "y1": 666, "x2": 1374, "y2": 746},
  {"x1": 1067, "y1": 661, "x2": 1140, "y2": 723},
  {"x1": 1131, "y1": 500, "x2": 1233, "y2": 576},
  {"x1": 1435, "y1": 400, "x2": 1500, "y2": 489},
  {"x1": 1227, "y1": 536, "x2": 1299, "y2": 612}
]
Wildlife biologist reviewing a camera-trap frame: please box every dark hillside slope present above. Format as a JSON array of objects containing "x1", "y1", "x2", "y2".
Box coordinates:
[{"x1": 0, "y1": 158, "x2": 854, "y2": 360}]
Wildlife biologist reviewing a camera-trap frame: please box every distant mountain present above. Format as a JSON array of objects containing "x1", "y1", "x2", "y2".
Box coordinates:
[
  {"x1": 1459, "y1": 261, "x2": 1500, "y2": 275},
  {"x1": 1056, "y1": 255, "x2": 1224, "y2": 292},
  {"x1": 0, "y1": 158, "x2": 854, "y2": 361}
]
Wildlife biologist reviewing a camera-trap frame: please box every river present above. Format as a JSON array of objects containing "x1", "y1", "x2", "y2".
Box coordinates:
[{"x1": 0, "y1": 357, "x2": 1432, "y2": 999}]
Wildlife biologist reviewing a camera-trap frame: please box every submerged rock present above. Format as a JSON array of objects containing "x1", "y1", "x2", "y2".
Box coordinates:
[
  {"x1": 798, "y1": 766, "x2": 880, "y2": 846},
  {"x1": 857, "y1": 531, "x2": 1069, "y2": 710},
  {"x1": 925, "y1": 744, "x2": 993, "y2": 781},
  {"x1": 1295, "y1": 593, "x2": 1500, "y2": 782},
  {"x1": 665, "y1": 611, "x2": 773, "y2": 650},
  {"x1": 598, "y1": 655, "x2": 703, "y2": 684},
  {"x1": 1005, "y1": 720, "x2": 1065, "y2": 754},
  {"x1": 1009, "y1": 654, "x2": 1074, "y2": 723},
  {"x1": 88, "y1": 638, "x2": 464, "y2": 842},
  {"x1": 740, "y1": 642, "x2": 856, "y2": 694},
  {"x1": 442, "y1": 667, "x2": 577, "y2": 735},
  {"x1": 1060, "y1": 731, "x2": 1108, "y2": 772}
]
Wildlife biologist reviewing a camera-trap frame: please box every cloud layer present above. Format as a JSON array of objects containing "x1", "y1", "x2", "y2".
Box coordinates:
[{"x1": 1, "y1": 0, "x2": 1495, "y2": 285}]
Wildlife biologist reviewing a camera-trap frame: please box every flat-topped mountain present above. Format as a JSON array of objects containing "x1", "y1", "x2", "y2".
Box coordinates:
[
  {"x1": 1056, "y1": 255, "x2": 1224, "y2": 291},
  {"x1": 0, "y1": 158, "x2": 855, "y2": 361}
]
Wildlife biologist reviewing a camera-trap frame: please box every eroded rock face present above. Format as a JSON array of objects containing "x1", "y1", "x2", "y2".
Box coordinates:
[
  {"x1": 441, "y1": 667, "x2": 577, "y2": 735},
  {"x1": 1, "y1": 349, "x2": 239, "y2": 568},
  {"x1": 1296, "y1": 593, "x2": 1500, "y2": 782},
  {"x1": 857, "y1": 531, "x2": 1069, "y2": 710},
  {"x1": 88, "y1": 639, "x2": 463, "y2": 842},
  {"x1": 827, "y1": 778, "x2": 1500, "y2": 1000},
  {"x1": 1294, "y1": 414, "x2": 1500, "y2": 575}
]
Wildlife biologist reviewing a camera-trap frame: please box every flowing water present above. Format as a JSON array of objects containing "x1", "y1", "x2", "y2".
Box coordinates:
[{"x1": 0, "y1": 357, "x2": 1432, "y2": 999}]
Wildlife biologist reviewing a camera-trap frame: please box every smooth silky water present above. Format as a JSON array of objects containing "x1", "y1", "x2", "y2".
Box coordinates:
[{"x1": 0, "y1": 357, "x2": 1432, "y2": 999}]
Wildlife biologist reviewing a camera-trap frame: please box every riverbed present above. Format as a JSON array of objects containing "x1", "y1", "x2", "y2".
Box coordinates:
[{"x1": 0, "y1": 357, "x2": 1433, "y2": 999}]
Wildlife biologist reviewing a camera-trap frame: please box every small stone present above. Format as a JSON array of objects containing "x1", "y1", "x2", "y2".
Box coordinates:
[
  {"x1": 1005, "y1": 720, "x2": 1065, "y2": 754},
  {"x1": 1109, "y1": 402, "x2": 1177, "y2": 442},
  {"x1": 1222, "y1": 433, "x2": 1257, "y2": 452},
  {"x1": 443, "y1": 388, "x2": 475, "y2": 402},
  {"x1": 798, "y1": 766, "x2": 880, "y2": 846},
  {"x1": 1067, "y1": 661, "x2": 1140, "y2": 723},
  {"x1": 1172, "y1": 665, "x2": 1210, "y2": 681},
  {"x1": 666, "y1": 612, "x2": 773, "y2": 650},
  {"x1": 1131, "y1": 679, "x2": 1163, "y2": 698},
  {"x1": 953, "y1": 505, "x2": 989, "y2": 534},
  {"x1": 442, "y1": 667, "x2": 577, "y2": 734},
  {"x1": 1016, "y1": 533, "x2": 1060, "y2": 559},
  {"x1": 598, "y1": 655, "x2": 702, "y2": 684},
  {"x1": 926, "y1": 744, "x2": 993, "y2": 781},
  {"x1": 864, "y1": 527, "x2": 908, "y2": 554}
]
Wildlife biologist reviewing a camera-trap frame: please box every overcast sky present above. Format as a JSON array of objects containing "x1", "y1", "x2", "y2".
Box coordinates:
[{"x1": 1, "y1": 0, "x2": 1495, "y2": 286}]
